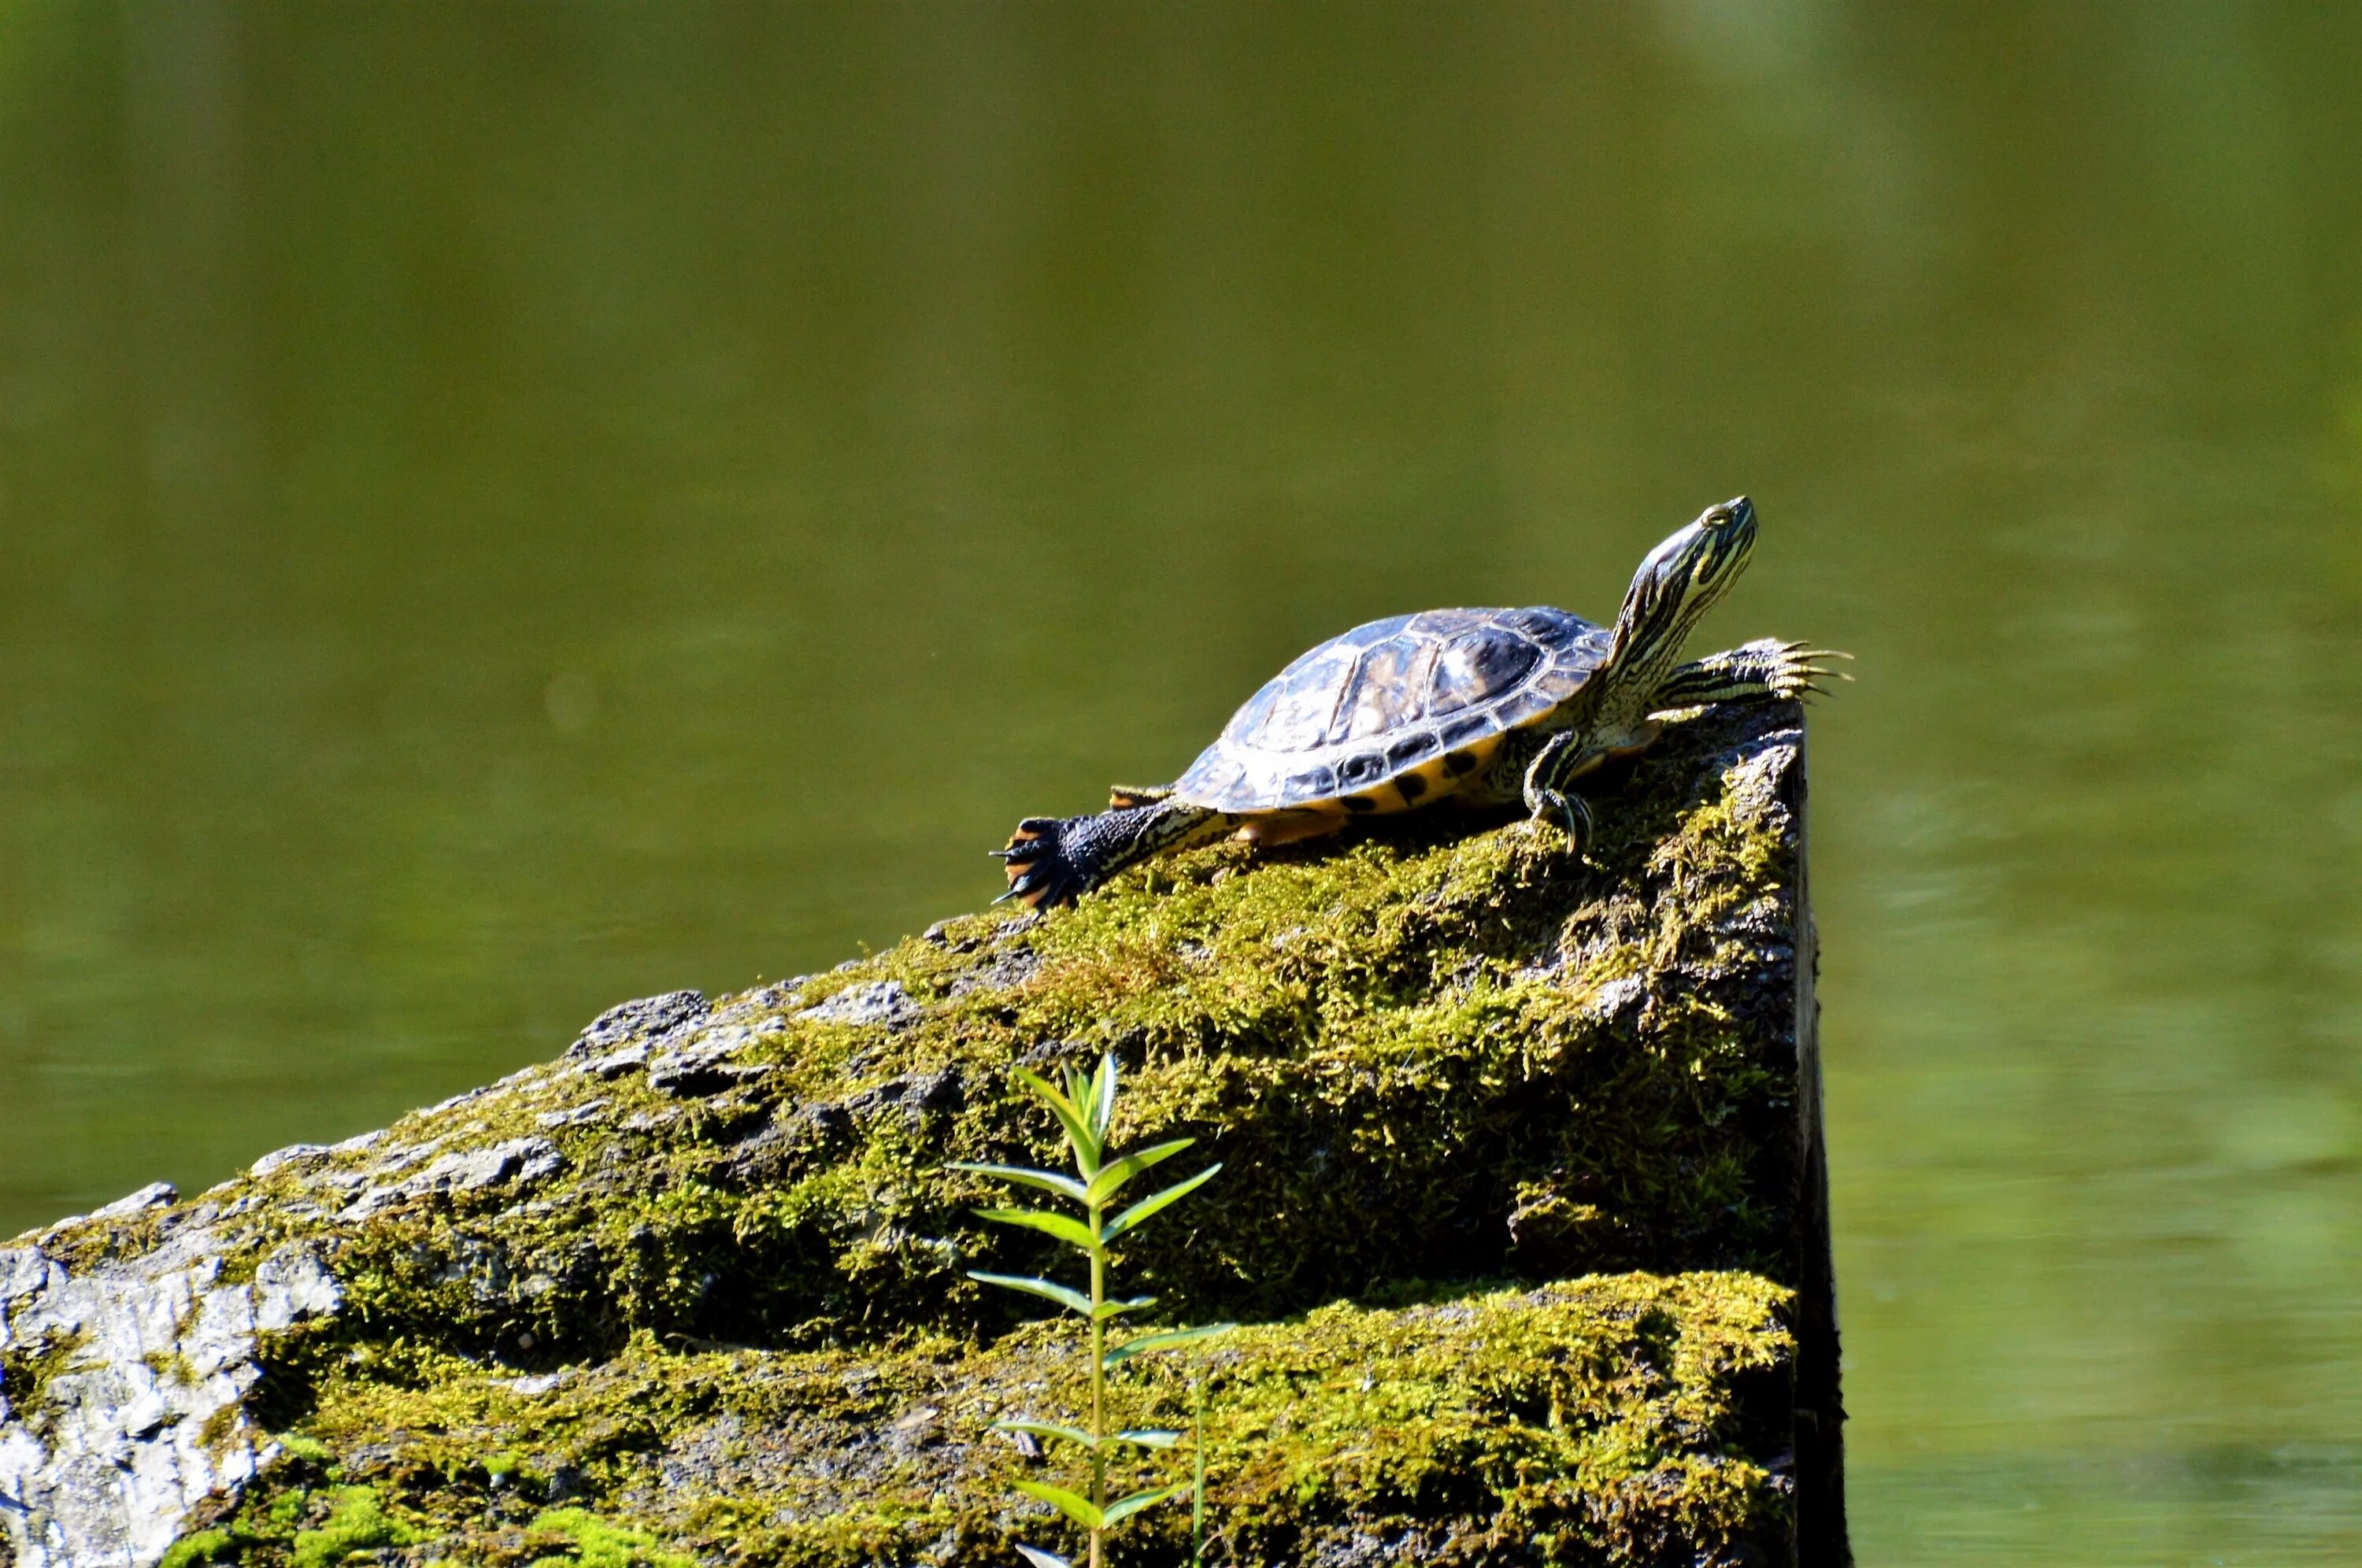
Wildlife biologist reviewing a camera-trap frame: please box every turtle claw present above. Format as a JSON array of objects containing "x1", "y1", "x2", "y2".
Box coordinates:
[
  {"x1": 1526, "y1": 788, "x2": 1594, "y2": 860},
  {"x1": 1767, "y1": 644, "x2": 1854, "y2": 702}
]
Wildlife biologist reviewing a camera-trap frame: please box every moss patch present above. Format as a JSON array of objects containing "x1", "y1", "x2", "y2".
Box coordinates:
[
  {"x1": 524, "y1": 1509, "x2": 702, "y2": 1568},
  {"x1": 111, "y1": 702, "x2": 1812, "y2": 1566},
  {"x1": 291, "y1": 1487, "x2": 420, "y2": 1567},
  {"x1": 187, "y1": 707, "x2": 1807, "y2": 1374},
  {"x1": 156, "y1": 1529, "x2": 232, "y2": 1568},
  {"x1": 0, "y1": 1326, "x2": 90, "y2": 1436},
  {"x1": 228, "y1": 1274, "x2": 1790, "y2": 1566}
]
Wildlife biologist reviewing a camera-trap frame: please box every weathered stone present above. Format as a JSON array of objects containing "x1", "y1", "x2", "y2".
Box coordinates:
[
  {"x1": 338, "y1": 1137, "x2": 563, "y2": 1221},
  {"x1": 88, "y1": 1184, "x2": 177, "y2": 1222},
  {"x1": 246, "y1": 1145, "x2": 330, "y2": 1180},
  {"x1": 0, "y1": 1226, "x2": 339, "y2": 1568},
  {"x1": 582, "y1": 1044, "x2": 649, "y2": 1080},
  {"x1": 566, "y1": 989, "x2": 711, "y2": 1060},
  {"x1": 794, "y1": 978, "x2": 919, "y2": 1029},
  {"x1": 0, "y1": 703, "x2": 1846, "y2": 1568},
  {"x1": 645, "y1": 1024, "x2": 779, "y2": 1097}
]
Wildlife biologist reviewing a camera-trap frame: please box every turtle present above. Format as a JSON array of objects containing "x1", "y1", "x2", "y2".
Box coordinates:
[{"x1": 996, "y1": 495, "x2": 1842, "y2": 908}]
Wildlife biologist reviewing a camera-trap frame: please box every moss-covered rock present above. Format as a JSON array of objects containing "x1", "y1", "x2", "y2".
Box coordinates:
[{"x1": 0, "y1": 702, "x2": 1842, "y2": 1567}]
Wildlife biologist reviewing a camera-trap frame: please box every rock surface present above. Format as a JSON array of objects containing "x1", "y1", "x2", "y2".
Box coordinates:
[{"x1": 0, "y1": 703, "x2": 1845, "y2": 1568}]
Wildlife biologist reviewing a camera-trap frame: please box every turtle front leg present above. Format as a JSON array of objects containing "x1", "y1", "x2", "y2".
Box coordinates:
[
  {"x1": 995, "y1": 797, "x2": 1235, "y2": 910},
  {"x1": 1649, "y1": 637, "x2": 1850, "y2": 713},
  {"x1": 1520, "y1": 730, "x2": 1599, "y2": 857}
]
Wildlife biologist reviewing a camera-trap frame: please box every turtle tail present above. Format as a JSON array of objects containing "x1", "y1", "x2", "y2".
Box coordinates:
[{"x1": 994, "y1": 798, "x2": 1231, "y2": 909}]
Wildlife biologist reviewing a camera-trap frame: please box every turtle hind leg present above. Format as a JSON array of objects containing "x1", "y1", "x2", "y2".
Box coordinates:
[{"x1": 994, "y1": 798, "x2": 1232, "y2": 909}]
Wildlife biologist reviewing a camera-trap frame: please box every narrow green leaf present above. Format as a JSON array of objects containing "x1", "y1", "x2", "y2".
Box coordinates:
[
  {"x1": 975, "y1": 1207, "x2": 1099, "y2": 1252},
  {"x1": 1101, "y1": 1484, "x2": 1183, "y2": 1525},
  {"x1": 1088, "y1": 1054, "x2": 1119, "y2": 1143},
  {"x1": 1094, "y1": 1294, "x2": 1157, "y2": 1321},
  {"x1": 1015, "y1": 1548, "x2": 1072, "y2": 1568},
  {"x1": 946, "y1": 1161, "x2": 1087, "y2": 1203},
  {"x1": 1102, "y1": 1163, "x2": 1221, "y2": 1242},
  {"x1": 1103, "y1": 1322, "x2": 1237, "y2": 1367},
  {"x1": 1113, "y1": 1428, "x2": 1182, "y2": 1449},
  {"x1": 966, "y1": 1270, "x2": 1094, "y2": 1317},
  {"x1": 993, "y1": 1418, "x2": 1096, "y2": 1450},
  {"x1": 1014, "y1": 1480, "x2": 1105, "y2": 1530},
  {"x1": 1014, "y1": 1067, "x2": 1101, "y2": 1175},
  {"x1": 1083, "y1": 1138, "x2": 1195, "y2": 1205}
]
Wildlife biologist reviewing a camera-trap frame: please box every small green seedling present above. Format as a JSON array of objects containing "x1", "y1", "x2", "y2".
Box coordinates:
[{"x1": 952, "y1": 1053, "x2": 1232, "y2": 1568}]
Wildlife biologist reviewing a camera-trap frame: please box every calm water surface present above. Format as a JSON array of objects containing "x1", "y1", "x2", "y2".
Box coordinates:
[{"x1": 3, "y1": 5, "x2": 2359, "y2": 1560}]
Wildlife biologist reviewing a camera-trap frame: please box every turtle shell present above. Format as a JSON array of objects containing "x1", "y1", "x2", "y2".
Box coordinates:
[{"x1": 1172, "y1": 606, "x2": 1611, "y2": 814}]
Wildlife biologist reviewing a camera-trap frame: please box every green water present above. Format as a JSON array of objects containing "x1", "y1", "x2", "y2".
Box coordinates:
[{"x1": 3, "y1": 4, "x2": 2358, "y2": 1559}]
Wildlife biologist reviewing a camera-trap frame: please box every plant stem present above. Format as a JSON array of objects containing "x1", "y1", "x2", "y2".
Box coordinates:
[
  {"x1": 1191, "y1": 1377, "x2": 1206, "y2": 1568},
  {"x1": 1089, "y1": 1196, "x2": 1106, "y2": 1568}
]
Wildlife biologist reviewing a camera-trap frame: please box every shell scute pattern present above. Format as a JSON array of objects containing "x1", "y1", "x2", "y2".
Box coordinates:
[
  {"x1": 1384, "y1": 728, "x2": 1442, "y2": 771},
  {"x1": 1175, "y1": 605, "x2": 1609, "y2": 812}
]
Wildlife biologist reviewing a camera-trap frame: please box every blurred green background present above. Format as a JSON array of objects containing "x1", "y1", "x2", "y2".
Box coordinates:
[{"x1": 3, "y1": 2, "x2": 2359, "y2": 1559}]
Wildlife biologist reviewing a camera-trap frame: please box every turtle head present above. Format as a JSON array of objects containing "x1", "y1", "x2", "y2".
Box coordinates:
[{"x1": 1607, "y1": 496, "x2": 1758, "y2": 670}]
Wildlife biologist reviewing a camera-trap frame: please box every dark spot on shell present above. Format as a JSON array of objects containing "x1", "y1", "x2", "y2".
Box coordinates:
[
  {"x1": 1395, "y1": 772, "x2": 1428, "y2": 803},
  {"x1": 1444, "y1": 749, "x2": 1481, "y2": 776},
  {"x1": 1342, "y1": 794, "x2": 1381, "y2": 814},
  {"x1": 1338, "y1": 751, "x2": 1388, "y2": 788}
]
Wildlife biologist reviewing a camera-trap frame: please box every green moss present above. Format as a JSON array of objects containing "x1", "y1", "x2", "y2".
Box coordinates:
[
  {"x1": 274, "y1": 1432, "x2": 334, "y2": 1464},
  {"x1": 289, "y1": 1485, "x2": 420, "y2": 1568},
  {"x1": 32, "y1": 1208, "x2": 169, "y2": 1275},
  {"x1": 197, "y1": 1402, "x2": 242, "y2": 1460},
  {"x1": 240, "y1": 1272, "x2": 1790, "y2": 1565},
  {"x1": 157, "y1": 1528, "x2": 232, "y2": 1568},
  {"x1": 525, "y1": 1508, "x2": 702, "y2": 1568},
  {"x1": 0, "y1": 1327, "x2": 90, "y2": 1435},
  {"x1": 143, "y1": 1349, "x2": 201, "y2": 1388}
]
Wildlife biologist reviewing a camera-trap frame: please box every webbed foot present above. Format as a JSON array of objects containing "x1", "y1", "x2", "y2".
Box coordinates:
[{"x1": 992, "y1": 817, "x2": 1090, "y2": 910}]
